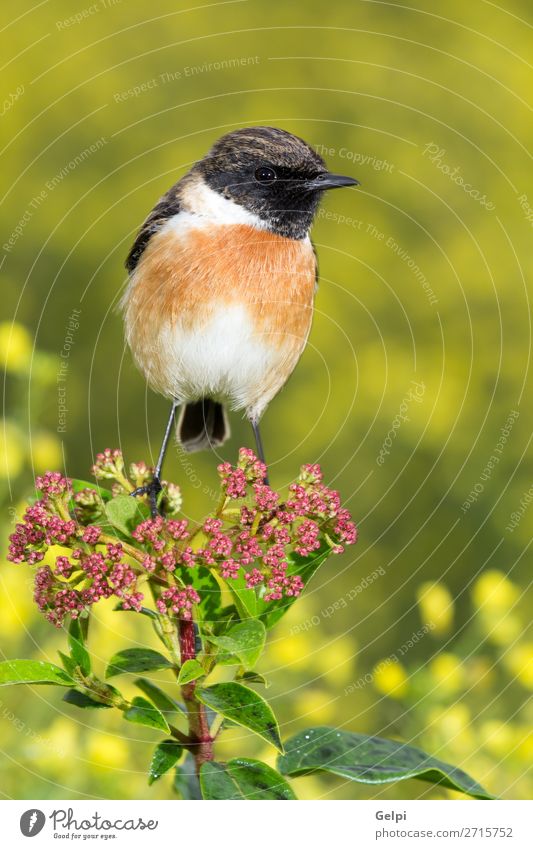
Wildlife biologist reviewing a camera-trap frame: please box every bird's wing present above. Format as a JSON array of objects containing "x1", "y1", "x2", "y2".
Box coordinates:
[
  {"x1": 311, "y1": 237, "x2": 319, "y2": 290},
  {"x1": 125, "y1": 181, "x2": 182, "y2": 273}
]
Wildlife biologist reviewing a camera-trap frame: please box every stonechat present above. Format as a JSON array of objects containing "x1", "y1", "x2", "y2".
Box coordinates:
[{"x1": 121, "y1": 126, "x2": 358, "y2": 511}]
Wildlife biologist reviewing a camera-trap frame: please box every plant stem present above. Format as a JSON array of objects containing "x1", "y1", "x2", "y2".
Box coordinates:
[
  {"x1": 167, "y1": 723, "x2": 192, "y2": 747},
  {"x1": 156, "y1": 613, "x2": 182, "y2": 668},
  {"x1": 177, "y1": 617, "x2": 213, "y2": 772},
  {"x1": 116, "y1": 472, "x2": 135, "y2": 493}
]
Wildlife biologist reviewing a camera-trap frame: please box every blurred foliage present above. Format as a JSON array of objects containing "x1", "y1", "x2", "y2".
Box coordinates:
[{"x1": 1, "y1": 0, "x2": 531, "y2": 799}]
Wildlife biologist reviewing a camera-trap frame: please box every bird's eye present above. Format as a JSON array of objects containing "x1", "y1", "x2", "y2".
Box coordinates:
[{"x1": 254, "y1": 166, "x2": 277, "y2": 183}]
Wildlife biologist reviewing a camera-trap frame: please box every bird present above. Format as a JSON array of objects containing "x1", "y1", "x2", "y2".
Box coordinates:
[{"x1": 121, "y1": 126, "x2": 358, "y2": 514}]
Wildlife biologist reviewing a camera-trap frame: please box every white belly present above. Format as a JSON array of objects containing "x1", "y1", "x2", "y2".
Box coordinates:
[{"x1": 153, "y1": 303, "x2": 297, "y2": 418}]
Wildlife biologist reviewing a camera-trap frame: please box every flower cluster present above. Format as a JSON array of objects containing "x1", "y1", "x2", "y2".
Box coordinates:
[
  {"x1": 156, "y1": 586, "x2": 200, "y2": 619},
  {"x1": 8, "y1": 471, "x2": 146, "y2": 626},
  {"x1": 127, "y1": 448, "x2": 357, "y2": 603},
  {"x1": 8, "y1": 473, "x2": 76, "y2": 566},
  {"x1": 32, "y1": 542, "x2": 143, "y2": 626},
  {"x1": 8, "y1": 447, "x2": 357, "y2": 627}
]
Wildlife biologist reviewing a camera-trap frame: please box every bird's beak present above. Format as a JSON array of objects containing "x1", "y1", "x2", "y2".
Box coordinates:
[{"x1": 305, "y1": 172, "x2": 360, "y2": 191}]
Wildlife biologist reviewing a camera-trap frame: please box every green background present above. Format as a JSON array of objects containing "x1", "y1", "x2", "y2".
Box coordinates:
[{"x1": 1, "y1": 0, "x2": 531, "y2": 800}]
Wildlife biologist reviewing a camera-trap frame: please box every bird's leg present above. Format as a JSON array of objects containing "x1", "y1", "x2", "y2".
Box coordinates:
[
  {"x1": 250, "y1": 418, "x2": 269, "y2": 485},
  {"x1": 131, "y1": 401, "x2": 178, "y2": 517}
]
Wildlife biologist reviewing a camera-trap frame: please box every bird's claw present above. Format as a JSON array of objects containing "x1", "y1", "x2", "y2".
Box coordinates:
[{"x1": 131, "y1": 476, "x2": 163, "y2": 518}]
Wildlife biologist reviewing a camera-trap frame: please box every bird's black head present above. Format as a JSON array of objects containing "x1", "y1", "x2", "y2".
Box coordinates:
[{"x1": 196, "y1": 126, "x2": 358, "y2": 239}]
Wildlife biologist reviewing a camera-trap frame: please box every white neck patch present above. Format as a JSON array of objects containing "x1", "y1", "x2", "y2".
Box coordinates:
[{"x1": 180, "y1": 177, "x2": 267, "y2": 229}]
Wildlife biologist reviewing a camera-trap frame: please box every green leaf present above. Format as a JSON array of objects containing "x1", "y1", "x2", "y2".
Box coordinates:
[
  {"x1": 207, "y1": 619, "x2": 266, "y2": 670},
  {"x1": 200, "y1": 758, "x2": 296, "y2": 800},
  {"x1": 182, "y1": 566, "x2": 222, "y2": 626},
  {"x1": 105, "y1": 648, "x2": 173, "y2": 678},
  {"x1": 123, "y1": 697, "x2": 170, "y2": 733},
  {"x1": 135, "y1": 678, "x2": 185, "y2": 715},
  {"x1": 257, "y1": 544, "x2": 331, "y2": 630},
  {"x1": 223, "y1": 570, "x2": 258, "y2": 619},
  {"x1": 177, "y1": 659, "x2": 205, "y2": 685},
  {"x1": 148, "y1": 740, "x2": 183, "y2": 785},
  {"x1": 237, "y1": 671, "x2": 269, "y2": 687},
  {"x1": 68, "y1": 618, "x2": 91, "y2": 675},
  {"x1": 63, "y1": 689, "x2": 112, "y2": 709},
  {"x1": 174, "y1": 756, "x2": 202, "y2": 799},
  {"x1": 277, "y1": 727, "x2": 493, "y2": 800},
  {"x1": 196, "y1": 682, "x2": 283, "y2": 752},
  {"x1": 78, "y1": 616, "x2": 90, "y2": 641},
  {"x1": 58, "y1": 651, "x2": 78, "y2": 678},
  {"x1": 210, "y1": 651, "x2": 240, "y2": 667},
  {"x1": 104, "y1": 494, "x2": 150, "y2": 536},
  {"x1": 0, "y1": 660, "x2": 74, "y2": 687}
]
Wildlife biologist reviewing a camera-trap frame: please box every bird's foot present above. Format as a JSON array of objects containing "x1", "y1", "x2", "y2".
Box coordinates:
[{"x1": 131, "y1": 475, "x2": 163, "y2": 518}]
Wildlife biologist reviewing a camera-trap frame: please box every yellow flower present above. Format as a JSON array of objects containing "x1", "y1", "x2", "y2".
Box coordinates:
[
  {"x1": 86, "y1": 732, "x2": 129, "y2": 769},
  {"x1": 480, "y1": 611, "x2": 522, "y2": 646},
  {"x1": 416, "y1": 582, "x2": 453, "y2": 636},
  {"x1": 36, "y1": 718, "x2": 78, "y2": 769},
  {"x1": 516, "y1": 730, "x2": 533, "y2": 763},
  {"x1": 267, "y1": 632, "x2": 315, "y2": 669},
  {"x1": 429, "y1": 653, "x2": 465, "y2": 694},
  {"x1": 0, "y1": 321, "x2": 32, "y2": 372},
  {"x1": 480, "y1": 720, "x2": 514, "y2": 757},
  {"x1": 373, "y1": 658, "x2": 408, "y2": 698},
  {"x1": 504, "y1": 644, "x2": 533, "y2": 690},
  {"x1": 0, "y1": 562, "x2": 35, "y2": 635},
  {"x1": 429, "y1": 704, "x2": 472, "y2": 742},
  {"x1": 31, "y1": 432, "x2": 63, "y2": 472},
  {"x1": 293, "y1": 688, "x2": 334, "y2": 723},
  {"x1": 0, "y1": 420, "x2": 25, "y2": 479},
  {"x1": 472, "y1": 570, "x2": 520, "y2": 612},
  {"x1": 314, "y1": 637, "x2": 356, "y2": 685}
]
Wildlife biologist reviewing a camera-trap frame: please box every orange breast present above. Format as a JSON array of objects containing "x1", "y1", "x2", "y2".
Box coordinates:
[{"x1": 124, "y1": 222, "x2": 316, "y2": 341}]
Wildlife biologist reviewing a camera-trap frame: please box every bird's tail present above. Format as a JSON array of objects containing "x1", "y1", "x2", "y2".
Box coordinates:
[{"x1": 176, "y1": 399, "x2": 230, "y2": 453}]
